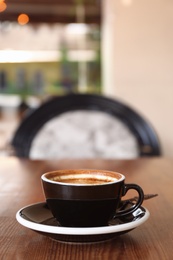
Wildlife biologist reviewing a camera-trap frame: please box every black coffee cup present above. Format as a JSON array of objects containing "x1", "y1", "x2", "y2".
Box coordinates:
[{"x1": 41, "y1": 169, "x2": 144, "y2": 227}]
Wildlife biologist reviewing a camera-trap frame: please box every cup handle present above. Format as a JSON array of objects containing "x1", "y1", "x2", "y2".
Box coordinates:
[{"x1": 116, "y1": 183, "x2": 144, "y2": 217}]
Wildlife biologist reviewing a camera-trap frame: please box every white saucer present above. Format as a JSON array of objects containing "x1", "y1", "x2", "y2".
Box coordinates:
[{"x1": 16, "y1": 202, "x2": 150, "y2": 243}]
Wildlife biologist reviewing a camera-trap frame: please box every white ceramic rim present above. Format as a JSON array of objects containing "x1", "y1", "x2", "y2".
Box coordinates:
[{"x1": 16, "y1": 202, "x2": 150, "y2": 235}]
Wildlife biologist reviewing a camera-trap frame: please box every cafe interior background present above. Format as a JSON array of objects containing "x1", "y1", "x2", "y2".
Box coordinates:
[{"x1": 0, "y1": 0, "x2": 172, "y2": 157}]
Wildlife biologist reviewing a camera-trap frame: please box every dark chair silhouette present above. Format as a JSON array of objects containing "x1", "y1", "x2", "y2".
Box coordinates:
[{"x1": 11, "y1": 94, "x2": 161, "y2": 159}]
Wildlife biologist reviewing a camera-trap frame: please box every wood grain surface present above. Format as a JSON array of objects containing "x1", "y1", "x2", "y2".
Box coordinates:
[{"x1": 0, "y1": 157, "x2": 173, "y2": 259}]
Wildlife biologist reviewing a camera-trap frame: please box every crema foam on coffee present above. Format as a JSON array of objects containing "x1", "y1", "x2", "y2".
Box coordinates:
[{"x1": 50, "y1": 174, "x2": 118, "y2": 185}]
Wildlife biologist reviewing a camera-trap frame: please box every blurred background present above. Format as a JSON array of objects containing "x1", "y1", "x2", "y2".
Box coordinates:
[{"x1": 0, "y1": 0, "x2": 172, "y2": 157}]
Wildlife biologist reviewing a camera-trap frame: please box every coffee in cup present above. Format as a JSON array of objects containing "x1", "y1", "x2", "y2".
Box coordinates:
[{"x1": 41, "y1": 169, "x2": 144, "y2": 227}]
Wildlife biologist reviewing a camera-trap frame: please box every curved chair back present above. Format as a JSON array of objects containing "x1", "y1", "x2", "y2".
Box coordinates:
[{"x1": 11, "y1": 94, "x2": 161, "y2": 158}]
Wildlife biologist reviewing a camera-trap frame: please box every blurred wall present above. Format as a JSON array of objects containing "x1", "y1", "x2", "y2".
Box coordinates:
[{"x1": 102, "y1": 0, "x2": 173, "y2": 156}]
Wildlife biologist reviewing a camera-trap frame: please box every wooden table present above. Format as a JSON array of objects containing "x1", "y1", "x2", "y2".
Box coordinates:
[{"x1": 0, "y1": 157, "x2": 173, "y2": 259}]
